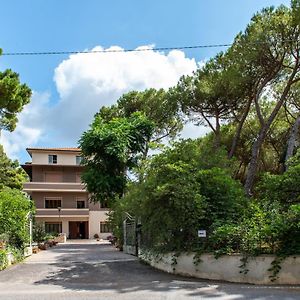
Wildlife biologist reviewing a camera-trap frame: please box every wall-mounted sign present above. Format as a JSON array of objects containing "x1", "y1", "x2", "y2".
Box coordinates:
[{"x1": 198, "y1": 230, "x2": 206, "y2": 238}]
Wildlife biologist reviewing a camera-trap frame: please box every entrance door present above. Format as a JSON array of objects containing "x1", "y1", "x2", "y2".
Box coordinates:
[{"x1": 69, "y1": 221, "x2": 88, "y2": 239}]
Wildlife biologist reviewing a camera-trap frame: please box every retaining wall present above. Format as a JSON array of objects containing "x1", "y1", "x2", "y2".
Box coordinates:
[{"x1": 140, "y1": 252, "x2": 300, "y2": 285}]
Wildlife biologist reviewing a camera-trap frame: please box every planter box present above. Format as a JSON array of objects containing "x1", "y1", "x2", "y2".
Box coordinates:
[{"x1": 54, "y1": 233, "x2": 66, "y2": 243}]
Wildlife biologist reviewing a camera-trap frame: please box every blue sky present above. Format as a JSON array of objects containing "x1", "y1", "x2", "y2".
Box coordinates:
[{"x1": 0, "y1": 0, "x2": 290, "y2": 162}]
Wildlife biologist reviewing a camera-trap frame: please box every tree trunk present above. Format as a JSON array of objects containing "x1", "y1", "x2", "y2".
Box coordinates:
[
  {"x1": 214, "y1": 113, "x2": 221, "y2": 148},
  {"x1": 285, "y1": 115, "x2": 300, "y2": 170},
  {"x1": 228, "y1": 98, "x2": 252, "y2": 159},
  {"x1": 244, "y1": 73, "x2": 296, "y2": 196}
]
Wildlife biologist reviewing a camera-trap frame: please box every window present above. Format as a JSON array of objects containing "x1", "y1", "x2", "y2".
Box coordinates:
[
  {"x1": 76, "y1": 156, "x2": 82, "y2": 165},
  {"x1": 48, "y1": 155, "x2": 57, "y2": 164},
  {"x1": 100, "y1": 222, "x2": 111, "y2": 233},
  {"x1": 77, "y1": 200, "x2": 85, "y2": 209},
  {"x1": 45, "y1": 198, "x2": 61, "y2": 208},
  {"x1": 45, "y1": 222, "x2": 62, "y2": 234}
]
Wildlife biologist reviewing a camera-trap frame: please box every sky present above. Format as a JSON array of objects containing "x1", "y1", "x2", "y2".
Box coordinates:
[{"x1": 0, "y1": 0, "x2": 290, "y2": 163}]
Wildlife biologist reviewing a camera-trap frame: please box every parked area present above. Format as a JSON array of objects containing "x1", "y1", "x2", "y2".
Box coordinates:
[{"x1": 0, "y1": 241, "x2": 299, "y2": 300}]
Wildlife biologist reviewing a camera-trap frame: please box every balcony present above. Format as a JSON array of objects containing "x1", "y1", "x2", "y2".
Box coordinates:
[
  {"x1": 36, "y1": 208, "x2": 89, "y2": 217},
  {"x1": 23, "y1": 182, "x2": 87, "y2": 193}
]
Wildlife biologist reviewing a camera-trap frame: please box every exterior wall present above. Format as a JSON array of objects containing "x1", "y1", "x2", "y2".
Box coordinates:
[
  {"x1": 32, "y1": 152, "x2": 80, "y2": 165},
  {"x1": 31, "y1": 165, "x2": 83, "y2": 182},
  {"x1": 89, "y1": 210, "x2": 111, "y2": 239},
  {"x1": 36, "y1": 209, "x2": 89, "y2": 217},
  {"x1": 36, "y1": 217, "x2": 89, "y2": 239},
  {"x1": 32, "y1": 191, "x2": 88, "y2": 208},
  {"x1": 141, "y1": 252, "x2": 300, "y2": 285},
  {"x1": 88, "y1": 201, "x2": 101, "y2": 210},
  {"x1": 25, "y1": 148, "x2": 112, "y2": 240}
]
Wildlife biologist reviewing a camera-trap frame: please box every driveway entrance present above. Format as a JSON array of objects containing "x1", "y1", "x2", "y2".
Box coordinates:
[{"x1": 0, "y1": 241, "x2": 298, "y2": 300}]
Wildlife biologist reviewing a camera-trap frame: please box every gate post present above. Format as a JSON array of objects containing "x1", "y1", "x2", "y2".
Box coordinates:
[{"x1": 123, "y1": 219, "x2": 127, "y2": 251}]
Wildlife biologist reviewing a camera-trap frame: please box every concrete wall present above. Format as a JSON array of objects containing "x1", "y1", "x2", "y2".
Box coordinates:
[
  {"x1": 32, "y1": 152, "x2": 80, "y2": 165},
  {"x1": 140, "y1": 252, "x2": 300, "y2": 285},
  {"x1": 89, "y1": 210, "x2": 111, "y2": 239}
]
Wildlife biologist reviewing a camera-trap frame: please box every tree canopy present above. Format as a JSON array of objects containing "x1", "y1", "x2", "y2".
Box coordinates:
[
  {"x1": 79, "y1": 112, "x2": 154, "y2": 203},
  {"x1": 78, "y1": 1, "x2": 300, "y2": 262},
  {"x1": 0, "y1": 64, "x2": 31, "y2": 131},
  {"x1": 0, "y1": 145, "x2": 27, "y2": 190}
]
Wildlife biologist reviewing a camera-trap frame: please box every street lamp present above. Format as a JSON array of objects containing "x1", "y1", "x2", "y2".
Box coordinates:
[{"x1": 57, "y1": 207, "x2": 61, "y2": 233}]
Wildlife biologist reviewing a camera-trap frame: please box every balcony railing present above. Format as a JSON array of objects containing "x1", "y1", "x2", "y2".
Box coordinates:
[
  {"x1": 23, "y1": 182, "x2": 87, "y2": 192},
  {"x1": 36, "y1": 208, "x2": 89, "y2": 217}
]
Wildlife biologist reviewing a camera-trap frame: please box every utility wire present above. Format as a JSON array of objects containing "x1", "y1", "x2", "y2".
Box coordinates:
[
  {"x1": 2, "y1": 44, "x2": 232, "y2": 56},
  {"x1": 1, "y1": 39, "x2": 299, "y2": 56}
]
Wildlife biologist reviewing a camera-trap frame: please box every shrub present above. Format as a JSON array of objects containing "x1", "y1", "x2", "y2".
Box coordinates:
[
  {"x1": 32, "y1": 223, "x2": 46, "y2": 244},
  {"x1": 210, "y1": 202, "x2": 300, "y2": 256},
  {"x1": 112, "y1": 139, "x2": 246, "y2": 252},
  {"x1": 0, "y1": 188, "x2": 33, "y2": 249},
  {"x1": 0, "y1": 249, "x2": 8, "y2": 270}
]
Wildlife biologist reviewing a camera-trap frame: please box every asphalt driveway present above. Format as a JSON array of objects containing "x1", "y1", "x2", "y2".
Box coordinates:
[{"x1": 0, "y1": 241, "x2": 299, "y2": 300}]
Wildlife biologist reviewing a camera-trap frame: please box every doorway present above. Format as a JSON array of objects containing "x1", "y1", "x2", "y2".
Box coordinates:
[{"x1": 69, "y1": 221, "x2": 89, "y2": 239}]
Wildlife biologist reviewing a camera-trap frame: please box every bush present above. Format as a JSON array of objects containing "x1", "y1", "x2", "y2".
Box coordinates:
[
  {"x1": 210, "y1": 202, "x2": 300, "y2": 256},
  {"x1": 112, "y1": 139, "x2": 246, "y2": 252},
  {"x1": 0, "y1": 249, "x2": 8, "y2": 270},
  {"x1": 111, "y1": 137, "x2": 299, "y2": 259},
  {"x1": 0, "y1": 188, "x2": 33, "y2": 249}
]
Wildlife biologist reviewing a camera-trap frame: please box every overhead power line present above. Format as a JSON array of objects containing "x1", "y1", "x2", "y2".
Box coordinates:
[
  {"x1": 2, "y1": 44, "x2": 232, "y2": 56},
  {"x1": 1, "y1": 39, "x2": 299, "y2": 56}
]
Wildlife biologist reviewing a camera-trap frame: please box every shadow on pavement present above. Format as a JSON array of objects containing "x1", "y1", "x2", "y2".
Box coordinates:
[{"x1": 32, "y1": 244, "x2": 299, "y2": 299}]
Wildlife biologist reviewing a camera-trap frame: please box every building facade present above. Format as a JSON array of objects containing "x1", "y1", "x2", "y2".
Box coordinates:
[{"x1": 22, "y1": 148, "x2": 111, "y2": 239}]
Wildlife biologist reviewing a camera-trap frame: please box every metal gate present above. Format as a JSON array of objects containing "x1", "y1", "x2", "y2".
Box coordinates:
[{"x1": 123, "y1": 213, "x2": 140, "y2": 256}]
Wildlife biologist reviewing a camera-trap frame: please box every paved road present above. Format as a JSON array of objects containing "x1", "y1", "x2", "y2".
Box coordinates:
[{"x1": 0, "y1": 241, "x2": 299, "y2": 300}]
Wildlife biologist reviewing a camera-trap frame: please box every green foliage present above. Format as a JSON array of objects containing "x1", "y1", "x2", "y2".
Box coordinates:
[
  {"x1": 0, "y1": 188, "x2": 33, "y2": 249},
  {"x1": 0, "y1": 145, "x2": 27, "y2": 190},
  {"x1": 98, "y1": 88, "x2": 183, "y2": 147},
  {"x1": 32, "y1": 223, "x2": 50, "y2": 244},
  {"x1": 0, "y1": 69, "x2": 31, "y2": 131},
  {"x1": 112, "y1": 138, "x2": 246, "y2": 252},
  {"x1": 210, "y1": 202, "x2": 300, "y2": 257},
  {"x1": 0, "y1": 246, "x2": 24, "y2": 270},
  {"x1": 257, "y1": 151, "x2": 300, "y2": 206},
  {"x1": 174, "y1": 53, "x2": 244, "y2": 147},
  {"x1": 0, "y1": 249, "x2": 8, "y2": 270},
  {"x1": 80, "y1": 112, "x2": 154, "y2": 203},
  {"x1": 8, "y1": 246, "x2": 24, "y2": 263}
]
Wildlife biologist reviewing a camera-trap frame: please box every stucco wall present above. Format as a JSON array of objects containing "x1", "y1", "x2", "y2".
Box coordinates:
[
  {"x1": 89, "y1": 210, "x2": 111, "y2": 239},
  {"x1": 140, "y1": 252, "x2": 300, "y2": 285},
  {"x1": 32, "y1": 165, "x2": 82, "y2": 182},
  {"x1": 32, "y1": 152, "x2": 80, "y2": 165},
  {"x1": 32, "y1": 191, "x2": 88, "y2": 208}
]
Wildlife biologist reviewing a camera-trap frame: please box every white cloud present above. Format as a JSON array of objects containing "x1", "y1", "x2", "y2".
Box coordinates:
[
  {"x1": 49, "y1": 45, "x2": 197, "y2": 145},
  {"x1": 1, "y1": 45, "x2": 201, "y2": 162}
]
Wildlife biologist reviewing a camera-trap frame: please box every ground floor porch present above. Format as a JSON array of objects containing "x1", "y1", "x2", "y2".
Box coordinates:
[{"x1": 36, "y1": 211, "x2": 112, "y2": 240}]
